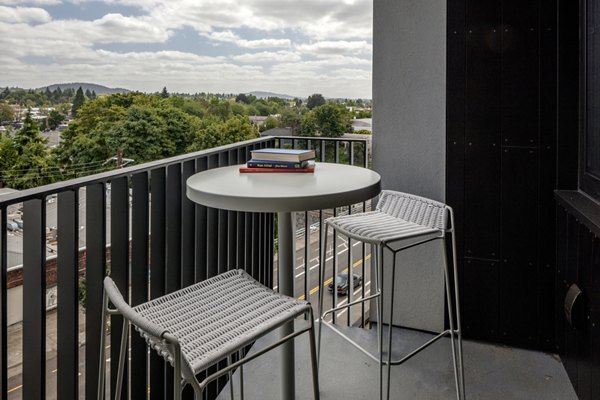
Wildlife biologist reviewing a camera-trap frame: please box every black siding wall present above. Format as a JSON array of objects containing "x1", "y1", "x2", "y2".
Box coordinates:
[
  {"x1": 447, "y1": 0, "x2": 566, "y2": 351},
  {"x1": 555, "y1": 193, "x2": 600, "y2": 400}
]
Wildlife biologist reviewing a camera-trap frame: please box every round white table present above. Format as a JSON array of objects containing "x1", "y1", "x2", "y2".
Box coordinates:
[{"x1": 186, "y1": 162, "x2": 381, "y2": 399}]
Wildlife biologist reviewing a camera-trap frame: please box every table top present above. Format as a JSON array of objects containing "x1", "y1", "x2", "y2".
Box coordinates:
[{"x1": 186, "y1": 162, "x2": 381, "y2": 212}]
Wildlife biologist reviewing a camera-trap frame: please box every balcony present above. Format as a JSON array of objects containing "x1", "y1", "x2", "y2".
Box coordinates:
[{"x1": 0, "y1": 136, "x2": 577, "y2": 399}]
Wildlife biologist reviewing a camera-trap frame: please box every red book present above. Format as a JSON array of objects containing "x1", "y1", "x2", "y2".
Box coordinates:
[{"x1": 239, "y1": 166, "x2": 315, "y2": 173}]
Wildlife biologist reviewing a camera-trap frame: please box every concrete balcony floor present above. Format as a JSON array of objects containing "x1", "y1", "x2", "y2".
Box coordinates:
[{"x1": 218, "y1": 322, "x2": 576, "y2": 400}]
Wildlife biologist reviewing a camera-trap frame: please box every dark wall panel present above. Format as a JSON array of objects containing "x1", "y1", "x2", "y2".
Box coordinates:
[
  {"x1": 462, "y1": 259, "x2": 499, "y2": 342},
  {"x1": 464, "y1": 143, "x2": 500, "y2": 259},
  {"x1": 447, "y1": 0, "x2": 561, "y2": 351},
  {"x1": 500, "y1": 148, "x2": 538, "y2": 347},
  {"x1": 501, "y1": 0, "x2": 539, "y2": 147}
]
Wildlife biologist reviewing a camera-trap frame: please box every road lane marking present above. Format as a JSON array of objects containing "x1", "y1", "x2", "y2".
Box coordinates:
[
  {"x1": 297, "y1": 253, "x2": 371, "y2": 300},
  {"x1": 8, "y1": 384, "x2": 22, "y2": 393}
]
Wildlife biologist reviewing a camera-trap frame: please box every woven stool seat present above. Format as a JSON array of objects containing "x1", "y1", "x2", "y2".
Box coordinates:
[
  {"x1": 131, "y1": 269, "x2": 310, "y2": 374},
  {"x1": 100, "y1": 268, "x2": 320, "y2": 400},
  {"x1": 326, "y1": 211, "x2": 441, "y2": 245}
]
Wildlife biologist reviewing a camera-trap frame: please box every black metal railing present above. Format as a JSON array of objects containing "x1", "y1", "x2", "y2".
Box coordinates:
[{"x1": 0, "y1": 135, "x2": 371, "y2": 400}]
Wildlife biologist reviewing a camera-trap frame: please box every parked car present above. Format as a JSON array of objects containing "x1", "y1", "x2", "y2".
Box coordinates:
[
  {"x1": 328, "y1": 272, "x2": 362, "y2": 296},
  {"x1": 12, "y1": 218, "x2": 23, "y2": 229},
  {"x1": 6, "y1": 221, "x2": 18, "y2": 231}
]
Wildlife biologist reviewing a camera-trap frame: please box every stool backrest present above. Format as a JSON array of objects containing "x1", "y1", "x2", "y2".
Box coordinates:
[
  {"x1": 376, "y1": 190, "x2": 448, "y2": 230},
  {"x1": 103, "y1": 277, "x2": 195, "y2": 379}
]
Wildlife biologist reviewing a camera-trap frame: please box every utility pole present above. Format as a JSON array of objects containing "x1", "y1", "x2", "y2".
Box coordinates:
[{"x1": 117, "y1": 148, "x2": 123, "y2": 169}]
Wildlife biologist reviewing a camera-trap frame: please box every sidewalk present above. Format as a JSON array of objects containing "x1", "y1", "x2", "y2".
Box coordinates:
[{"x1": 8, "y1": 306, "x2": 87, "y2": 391}]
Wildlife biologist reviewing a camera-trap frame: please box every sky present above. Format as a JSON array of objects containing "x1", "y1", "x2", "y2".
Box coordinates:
[{"x1": 0, "y1": 0, "x2": 372, "y2": 98}]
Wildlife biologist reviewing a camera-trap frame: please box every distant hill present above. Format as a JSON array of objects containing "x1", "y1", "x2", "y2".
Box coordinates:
[
  {"x1": 248, "y1": 91, "x2": 298, "y2": 100},
  {"x1": 42, "y1": 83, "x2": 130, "y2": 94}
]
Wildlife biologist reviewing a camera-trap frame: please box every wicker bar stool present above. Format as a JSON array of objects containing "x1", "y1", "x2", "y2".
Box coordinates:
[
  {"x1": 98, "y1": 269, "x2": 320, "y2": 400},
  {"x1": 317, "y1": 190, "x2": 464, "y2": 400}
]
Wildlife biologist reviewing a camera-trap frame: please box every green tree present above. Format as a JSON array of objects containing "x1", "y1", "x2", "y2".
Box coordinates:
[
  {"x1": 307, "y1": 93, "x2": 325, "y2": 110},
  {"x1": 260, "y1": 116, "x2": 280, "y2": 132},
  {"x1": 279, "y1": 108, "x2": 302, "y2": 134},
  {"x1": 5, "y1": 112, "x2": 58, "y2": 189},
  {"x1": 298, "y1": 111, "x2": 317, "y2": 137},
  {"x1": 298, "y1": 104, "x2": 352, "y2": 138},
  {"x1": 187, "y1": 115, "x2": 258, "y2": 152},
  {"x1": 313, "y1": 103, "x2": 352, "y2": 137},
  {"x1": 231, "y1": 102, "x2": 246, "y2": 116},
  {"x1": 235, "y1": 93, "x2": 250, "y2": 104},
  {"x1": 0, "y1": 134, "x2": 17, "y2": 185},
  {"x1": 207, "y1": 98, "x2": 231, "y2": 121},
  {"x1": 71, "y1": 86, "x2": 85, "y2": 116},
  {"x1": 85, "y1": 89, "x2": 92, "y2": 99},
  {"x1": 0, "y1": 103, "x2": 14, "y2": 122},
  {"x1": 160, "y1": 86, "x2": 169, "y2": 98},
  {"x1": 105, "y1": 105, "x2": 174, "y2": 164},
  {"x1": 47, "y1": 110, "x2": 65, "y2": 130}
]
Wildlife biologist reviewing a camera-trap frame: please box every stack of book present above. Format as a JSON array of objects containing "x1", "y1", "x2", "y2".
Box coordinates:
[{"x1": 240, "y1": 148, "x2": 316, "y2": 173}]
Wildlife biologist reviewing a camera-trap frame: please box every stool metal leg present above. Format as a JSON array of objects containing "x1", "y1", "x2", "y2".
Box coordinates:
[
  {"x1": 228, "y1": 354, "x2": 235, "y2": 400},
  {"x1": 115, "y1": 319, "x2": 129, "y2": 400},
  {"x1": 442, "y1": 239, "x2": 461, "y2": 400},
  {"x1": 308, "y1": 309, "x2": 321, "y2": 400},
  {"x1": 449, "y1": 209, "x2": 465, "y2": 399},
  {"x1": 385, "y1": 250, "x2": 397, "y2": 400},
  {"x1": 377, "y1": 245, "x2": 384, "y2": 400},
  {"x1": 97, "y1": 290, "x2": 108, "y2": 400},
  {"x1": 317, "y1": 221, "x2": 329, "y2": 363},
  {"x1": 239, "y1": 351, "x2": 245, "y2": 400}
]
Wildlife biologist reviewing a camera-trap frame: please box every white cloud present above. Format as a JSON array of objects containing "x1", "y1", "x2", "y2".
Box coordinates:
[
  {"x1": 297, "y1": 41, "x2": 372, "y2": 56},
  {"x1": 0, "y1": 1, "x2": 373, "y2": 98},
  {"x1": 232, "y1": 50, "x2": 300, "y2": 63},
  {"x1": 0, "y1": 6, "x2": 52, "y2": 23},
  {"x1": 205, "y1": 30, "x2": 290, "y2": 49},
  {"x1": 0, "y1": 0, "x2": 60, "y2": 5}
]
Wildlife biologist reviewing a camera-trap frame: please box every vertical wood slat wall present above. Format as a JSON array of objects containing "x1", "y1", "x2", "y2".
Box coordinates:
[{"x1": 446, "y1": 0, "x2": 561, "y2": 350}]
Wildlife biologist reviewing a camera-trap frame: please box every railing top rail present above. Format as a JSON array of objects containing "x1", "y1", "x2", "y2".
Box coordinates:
[
  {"x1": 0, "y1": 137, "x2": 273, "y2": 207},
  {"x1": 268, "y1": 135, "x2": 370, "y2": 143},
  {"x1": 0, "y1": 136, "x2": 367, "y2": 208}
]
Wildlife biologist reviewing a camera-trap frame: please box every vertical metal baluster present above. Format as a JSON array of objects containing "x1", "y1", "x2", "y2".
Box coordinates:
[
  {"x1": 320, "y1": 140, "x2": 326, "y2": 162},
  {"x1": 85, "y1": 183, "x2": 106, "y2": 400},
  {"x1": 227, "y1": 151, "x2": 237, "y2": 272},
  {"x1": 166, "y1": 164, "x2": 182, "y2": 294},
  {"x1": 207, "y1": 155, "x2": 219, "y2": 280},
  {"x1": 237, "y1": 150, "x2": 246, "y2": 271},
  {"x1": 195, "y1": 157, "x2": 208, "y2": 283},
  {"x1": 347, "y1": 204, "x2": 353, "y2": 327},
  {"x1": 361, "y1": 201, "x2": 367, "y2": 327},
  {"x1": 304, "y1": 211, "x2": 309, "y2": 306},
  {"x1": 57, "y1": 190, "x2": 79, "y2": 400},
  {"x1": 150, "y1": 169, "x2": 166, "y2": 399},
  {"x1": 23, "y1": 199, "x2": 46, "y2": 400},
  {"x1": 332, "y1": 206, "x2": 338, "y2": 324},
  {"x1": 0, "y1": 207, "x2": 6, "y2": 400},
  {"x1": 217, "y1": 153, "x2": 228, "y2": 275},
  {"x1": 335, "y1": 141, "x2": 340, "y2": 164},
  {"x1": 131, "y1": 172, "x2": 149, "y2": 399},
  {"x1": 181, "y1": 161, "x2": 196, "y2": 288},
  {"x1": 110, "y1": 177, "x2": 129, "y2": 400}
]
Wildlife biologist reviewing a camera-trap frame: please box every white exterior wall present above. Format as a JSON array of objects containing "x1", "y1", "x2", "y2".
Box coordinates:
[{"x1": 372, "y1": 0, "x2": 447, "y2": 332}]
